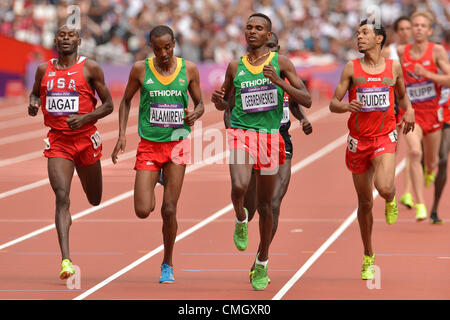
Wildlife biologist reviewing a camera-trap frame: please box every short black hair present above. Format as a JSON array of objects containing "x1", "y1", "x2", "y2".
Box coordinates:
[
  {"x1": 149, "y1": 25, "x2": 174, "y2": 42},
  {"x1": 248, "y1": 13, "x2": 272, "y2": 31},
  {"x1": 360, "y1": 18, "x2": 386, "y2": 48},
  {"x1": 393, "y1": 16, "x2": 410, "y2": 32}
]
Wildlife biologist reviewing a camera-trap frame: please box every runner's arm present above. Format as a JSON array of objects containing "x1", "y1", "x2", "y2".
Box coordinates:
[
  {"x1": 111, "y1": 61, "x2": 143, "y2": 163},
  {"x1": 270, "y1": 55, "x2": 312, "y2": 108},
  {"x1": 212, "y1": 61, "x2": 237, "y2": 111},
  {"x1": 67, "y1": 59, "x2": 114, "y2": 128},
  {"x1": 289, "y1": 99, "x2": 312, "y2": 135},
  {"x1": 329, "y1": 61, "x2": 363, "y2": 113},
  {"x1": 184, "y1": 61, "x2": 204, "y2": 126},
  {"x1": 223, "y1": 86, "x2": 236, "y2": 129},
  {"x1": 28, "y1": 63, "x2": 46, "y2": 117},
  {"x1": 414, "y1": 45, "x2": 450, "y2": 86}
]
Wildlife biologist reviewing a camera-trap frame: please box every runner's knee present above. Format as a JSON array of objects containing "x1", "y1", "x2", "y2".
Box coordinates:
[
  {"x1": 135, "y1": 204, "x2": 154, "y2": 219},
  {"x1": 408, "y1": 147, "x2": 422, "y2": 163},
  {"x1": 161, "y1": 202, "x2": 177, "y2": 221},
  {"x1": 357, "y1": 198, "x2": 373, "y2": 213},
  {"x1": 54, "y1": 188, "x2": 70, "y2": 209}
]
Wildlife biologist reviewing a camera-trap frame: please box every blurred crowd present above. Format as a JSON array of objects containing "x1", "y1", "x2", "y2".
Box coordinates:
[{"x1": 0, "y1": 0, "x2": 449, "y2": 66}]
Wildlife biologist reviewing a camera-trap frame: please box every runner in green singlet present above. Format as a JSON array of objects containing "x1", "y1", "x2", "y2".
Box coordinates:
[
  {"x1": 111, "y1": 25, "x2": 204, "y2": 284},
  {"x1": 212, "y1": 13, "x2": 312, "y2": 290}
]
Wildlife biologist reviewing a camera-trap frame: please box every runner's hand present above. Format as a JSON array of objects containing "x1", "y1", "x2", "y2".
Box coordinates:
[
  {"x1": 211, "y1": 88, "x2": 225, "y2": 105},
  {"x1": 346, "y1": 100, "x2": 364, "y2": 113},
  {"x1": 263, "y1": 63, "x2": 280, "y2": 85},
  {"x1": 183, "y1": 109, "x2": 197, "y2": 126},
  {"x1": 301, "y1": 119, "x2": 313, "y2": 135},
  {"x1": 28, "y1": 96, "x2": 40, "y2": 116},
  {"x1": 111, "y1": 137, "x2": 126, "y2": 164},
  {"x1": 414, "y1": 64, "x2": 428, "y2": 78},
  {"x1": 400, "y1": 108, "x2": 415, "y2": 135},
  {"x1": 66, "y1": 114, "x2": 86, "y2": 130}
]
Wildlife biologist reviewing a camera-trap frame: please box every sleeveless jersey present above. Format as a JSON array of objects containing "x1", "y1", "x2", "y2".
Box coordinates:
[
  {"x1": 138, "y1": 57, "x2": 190, "y2": 142},
  {"x1": 40, "y1": 56, "x2": 97, "y2": 135},
  {"x1": 402, "y1": 42, "x2": 441, "y2": 111},
  {"x1": 348, "y1": 58, "x2": 396, "y2": 138},
  {"x1": 230, "y1": 51, "x2": 284, "y2": 132}
]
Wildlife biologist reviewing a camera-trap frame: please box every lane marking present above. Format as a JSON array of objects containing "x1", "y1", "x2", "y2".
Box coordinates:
[
  {"x1": 272, "y1": 159, "x2": 406, "y2": 300},
  {"x1": 73, "y1": 132, "x2": 347, "y2": 300}
]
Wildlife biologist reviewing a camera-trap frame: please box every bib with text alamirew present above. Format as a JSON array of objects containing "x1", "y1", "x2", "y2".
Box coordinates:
[{"x1": 149, "y1": 102, "x2": 184, "y2": 128}]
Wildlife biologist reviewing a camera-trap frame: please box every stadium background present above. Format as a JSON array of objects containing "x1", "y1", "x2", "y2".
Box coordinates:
[{"x1": 0, "y1": 0, "x2": 448, "y2": 99}]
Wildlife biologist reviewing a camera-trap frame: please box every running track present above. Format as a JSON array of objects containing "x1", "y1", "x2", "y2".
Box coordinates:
[{"x1": 0, "y1": 95, "x2": 449, "y2": 300}]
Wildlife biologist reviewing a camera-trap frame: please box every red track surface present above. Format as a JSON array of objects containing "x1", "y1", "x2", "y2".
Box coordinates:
[{"x1": 0, "y1": 95, "x2": 449, "y2": 300}]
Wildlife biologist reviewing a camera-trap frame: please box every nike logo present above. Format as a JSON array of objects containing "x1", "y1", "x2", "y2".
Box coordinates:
[
  {"x1": 67, "y1": 71, "x2": 78, "y2": 75},
  {"x1": 93, "y1": 152, "x2": 100, "y2": 157}
]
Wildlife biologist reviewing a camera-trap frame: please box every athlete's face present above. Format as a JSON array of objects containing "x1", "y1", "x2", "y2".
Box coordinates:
[
  {"x1": 150, "y1": 33, "x2": 175, "y2": 65},
  {"x1": 54, "y1": 27, "x2": 80, "y2": 55},
  {"x1": 356, "y1": 24, "x2": 382, "y2": 53},
  {"x1": 245, "y1": 17, "x2": 272, "y2": 48},
  {"x1": 396, "y1": 20, "x2": 412, "y2": 44},
  {"x1": 411, "y1": 15, "x2": 432, "y2": 42},
  {"x1": 266, "y1": 36, "x2": 280, "y2": 53}
]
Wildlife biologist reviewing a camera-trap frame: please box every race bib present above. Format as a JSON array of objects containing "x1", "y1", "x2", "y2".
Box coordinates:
[
  {"x1": 90, "y1": 131, "x2": 102, "y2": 149},
  {"x1": 281, "y1": 102, "x2": 290, "y2": 125},
  {"x1": 241, "y1": 84, "x2": 278, "y2": 113},
  {"x1": 46, "y1": 91, "x2": 79, "y2": 115},
  {"x1": 356, "y1": 87, "x2": 390, "y2": 112},
  {"x1": 388, "y1": 130, "x2": 398, "y2": 143},
  {"x1": 439, "y1": 87, "x2": 449, "y2": 106},
  {"x1": 437, "y1": 107, "x2": 444, "y2": 123},
  {"x1": 406, "y1": 81, "x2": 436, "y2": 103},
  {"x1": 149, "y1": 102, "x2": 184, "y2": 128},
  {"x1": 347, "y1": 135, "x2": 358, "y2": 153}
]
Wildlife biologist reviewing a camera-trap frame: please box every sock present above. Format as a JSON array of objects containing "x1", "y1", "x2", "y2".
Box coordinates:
[
  {"x1": 236, "y1": 208, "x2": 248, "y2": 223},
  {"x1": 256, "y1": 257, "x2": 268, "y2": 268}
]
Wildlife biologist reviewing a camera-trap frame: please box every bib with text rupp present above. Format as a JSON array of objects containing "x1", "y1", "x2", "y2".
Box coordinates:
[
  {"x1": 356, "y1": 87, "x2": 390, "y2": 112},
  {"x1": 46, "y1": 91, "x2": 79, "y2": 115},
  {"x1": 406, "y1": 81, "x2": 436, "y2": 103},
  {"x1": 149, "y1": 102, "x2": 184, "y2": 128}
]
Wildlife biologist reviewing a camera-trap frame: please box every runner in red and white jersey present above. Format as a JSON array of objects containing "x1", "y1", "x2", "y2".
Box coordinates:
[
  {"x1": 28, "y1": 25, "x2": 114, "y2": 279},
  {"x1": 397, "y1": 11, "x2": 450, "y2": 222},
  {"x1": 330, "y1": 19, "x2": 415, "y2": 281}
]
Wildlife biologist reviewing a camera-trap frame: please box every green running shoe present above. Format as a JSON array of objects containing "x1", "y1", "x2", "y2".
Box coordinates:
[
  {"x1": 251, "y1": 262, "x2": 269, "y2": 290},
  {"x1": 415, "y1": 203, "x2": 427, "y2": 221},
  {"x1": 385, "y1": 196, "x2": 398, "y2": 225},
  {"x1": 425, "y1": 170, "x2": 435, "y2": 188},
  {"x1": 400, "y1": 192, "x2": 414, "y2": 209},
  {"x1": 60, "y1": 259, "x2": 75, "y2": 280},
  {"x1": 233, "y1": 208, "x2": 248, "y2": 251},
  {"x1": 361, "y1": 253, "x2": 375, "y2": 280}
]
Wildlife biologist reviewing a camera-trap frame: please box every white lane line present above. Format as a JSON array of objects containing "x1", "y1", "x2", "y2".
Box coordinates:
[
  {"x1": 0, "y1": 106, "x2": 332, "y2": 248},
  {"x1": 272, "y1": 159, "x2": 406, "y2": 300},
  {"x1": 73, "y1": 132, "x2": 347, "y2": 300},
  {"x1": 0, "y1": 150, "x2": 136, "y2": 200},
  {"x1": 0, "y1": 109, "x2": 138, "y2": 146}
]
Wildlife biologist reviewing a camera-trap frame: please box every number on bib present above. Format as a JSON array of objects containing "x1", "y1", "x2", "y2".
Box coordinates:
[
  {"x1": 348, "y1": 136, "x2": 358, "y2": 153},
  {"x1": 90, "y1": 131, "x2": 102, "y2": 149}
]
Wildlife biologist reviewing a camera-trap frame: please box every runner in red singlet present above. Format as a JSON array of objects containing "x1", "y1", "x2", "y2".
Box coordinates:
[
  {"x1": 28, "y1": 25, "x2": 114, "y2": 279},
  {"x1": 397, "y1": 11, "x2": 450, "y2": 222},
  {"x1": 330, "y1": 19, "x2": 415, "y2": 280}
]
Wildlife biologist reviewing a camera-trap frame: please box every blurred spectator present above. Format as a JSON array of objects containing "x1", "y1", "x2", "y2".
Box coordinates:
[{"x1": 0, "y1": 0, "x2": 448, "y2": 66}]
